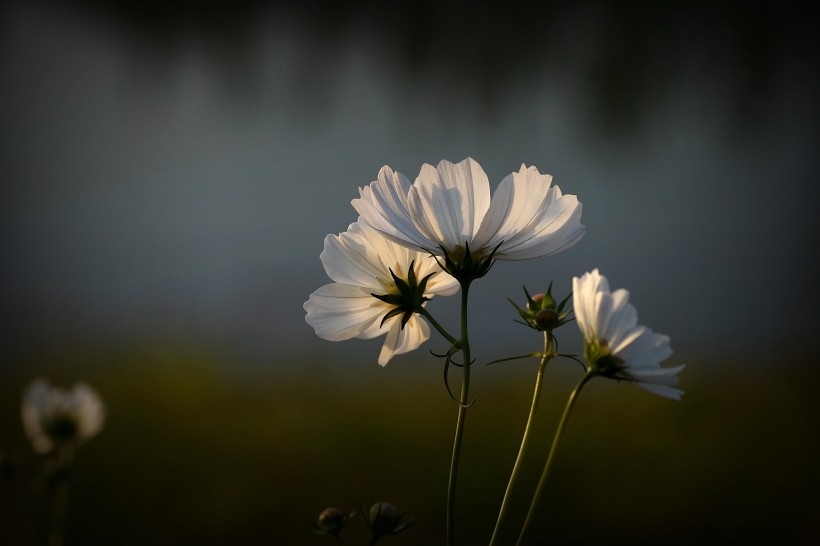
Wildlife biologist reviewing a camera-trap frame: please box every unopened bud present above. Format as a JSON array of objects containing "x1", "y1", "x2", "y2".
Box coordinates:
[
  {"x1": 369, "y1": 502, "x2": 401, "y2": 534},
  {"x1": 534, "y1": 308, "x2": 559, "y2": 330},
  {"x1": 510, "y1": 283, "x2": 571, "y2": 332},
  {"x1": 318, "y1": 507, "x2": 348, "y2": 531},
  {"x1": 362, "y1": 501, "x2": 415, "y2": 539},
  {"x1": 527, "y1": 293, "x2": 545, "y2": 313},
  {"x1": 310, "y1": 506, "x2": 354, "y2": 537}
]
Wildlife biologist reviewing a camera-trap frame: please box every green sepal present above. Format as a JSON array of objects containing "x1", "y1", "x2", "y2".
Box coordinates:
[{"x1": 371, "y1": 260, "x2": 433, "y2": 331}]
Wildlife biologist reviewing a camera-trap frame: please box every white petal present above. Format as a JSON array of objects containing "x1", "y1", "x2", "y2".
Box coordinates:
[
  {"x1": 377, "y1": 315, "x2": 431, "y2": 366},
  {"x1": 472, "y1": 166, "x2": 546, "y2": 249},
  {"x1": 415, "y1": 257, "x2": 460, "y2": 296},
  {"x1": 616, "y1": 329, "x2": 673, "y2": 368},
  {"x1": 21, "y1": 380, "x2": 52, "y2": 453},
  {"x1": 590, "y1": 291, "x2": 616, "y2": 346},
  {"x1": 636, "y1": 382, "x2": 684, "y2": 400},
  {"x1": 471, "y1": 165, "x2": 585, "y2": 260},
  {"x1": 320, "y1": 225, "x2": 386, "y2": 289},
  {"x1": 352, "y1": 166, "x2": 435, "y2": 251},
  {"x1": 573, "y1": 269, "x2": 610, "y2": 342},
  {"x1": 602, "y1": 290, "x2": 638, "y2": 345},
  {"x1": 496, "y1": 195, "x2": 586, "y2": 260},
  {"x1": 407, "y1": 158, "x2": 491, "y2": 251},
  {"x1": 629, "y1": 364, "x2": 685, "y2": 381},
  {"x1": 72, "y1": 383, "x2": 106, "y2": 440},
  {"x1": 304, "y1": 284, "x2": 385, "y2": 341}
]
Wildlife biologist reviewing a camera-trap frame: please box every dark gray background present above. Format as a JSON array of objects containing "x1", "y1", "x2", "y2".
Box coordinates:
[{"x1": 2, "y1": 0, "x2": 818, "y2": 370}]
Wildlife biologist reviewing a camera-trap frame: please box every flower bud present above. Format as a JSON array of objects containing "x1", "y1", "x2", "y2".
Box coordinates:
[
  {"x1": 527, "y1": 292, "x2": 554, "y2": 313},
  {"x1": 361, "y1": 501, "x2": 416, "y2": 539},
  {"x1": 318, "y1": 507, "x2": 348, "y2": 531},
  {"x1": 369, "y1": 502, "x2": 401, "y2": 534},
  {"x1": 534, "y1": 308, "x2": 560, "y2": 330},
  {"x1": 510, "y1": 283, "x2": 572, "y2": 332},
  {"x1": 310, "y1": 506, "x2": 354, "y2": 538}
]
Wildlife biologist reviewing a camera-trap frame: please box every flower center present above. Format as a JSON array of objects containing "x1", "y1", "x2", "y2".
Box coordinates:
[
  {"x1": 437, "y1": 240, "x2": 503, "y2": 283},
  {"x1": 585, "y1": 341, "x2": 625, "y2": 377},
  {"x1": 43, "y1": 413, "x2": 79, "y2": 443}
]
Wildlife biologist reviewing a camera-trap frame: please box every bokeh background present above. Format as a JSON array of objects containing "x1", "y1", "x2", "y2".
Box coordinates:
[{"x1": 1, "y1": 1, "x2": 819, "y2": 544}]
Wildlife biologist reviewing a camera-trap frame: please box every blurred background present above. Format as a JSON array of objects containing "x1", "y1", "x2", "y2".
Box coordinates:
[{"x1": 1, "y1": 0, "x2": 818, "y2": 544}]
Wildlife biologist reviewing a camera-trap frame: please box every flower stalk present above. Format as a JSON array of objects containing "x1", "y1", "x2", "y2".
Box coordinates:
[
  {"x1": 488, "y1": 331, "x2": 553, "y2": 546},
  {"x1": 417, "y1": 307, "x2": 458, "y2": 346},
  {"x1": 516, "y1": 369, "x2": 596, "y2": 545},
  {"x1": 447, "y1": 279, "x2": 473, "y2": 546},
  {"x1": 48, "y1": 446, "x2": 75, "y2": 546}
]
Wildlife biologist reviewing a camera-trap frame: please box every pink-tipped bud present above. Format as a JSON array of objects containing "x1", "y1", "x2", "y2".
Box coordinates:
[{"x1": 527, "y1": 293, "x2": 546, "y2": 313}]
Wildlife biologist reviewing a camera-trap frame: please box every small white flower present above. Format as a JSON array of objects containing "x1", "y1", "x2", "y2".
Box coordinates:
[
  {"x1": 352, "y1": 158, "x2": 585, "y2": 278},
  {"x1": 304, "y1": 219, "x2": 459, "y2": 366},
  {"x1": 573, "y1": 269, "x2": 685, "y2": 400},
  {"x1": 21, "y1": 379, "x2": 106, "y2": 453}
]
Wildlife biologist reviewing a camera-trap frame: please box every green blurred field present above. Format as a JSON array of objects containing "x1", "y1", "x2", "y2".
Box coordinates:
[{"x1": 2, "y1": 345, "x2": 818, "y2": 545}]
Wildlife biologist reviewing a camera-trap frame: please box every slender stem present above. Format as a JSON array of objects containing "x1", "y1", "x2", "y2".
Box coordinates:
[
  {"x1": 417, "y1": 307, "x2": 458, "y2": 345},
  {"x1": 49, "y1": 447, "x2": 74, "y2": 546},
  {"x1": 447, "y1": 280, "x2": 472, "y2": 546},
  {"x1": 488, "y1": 332, "x2": 552, "y2": 546},
  {"x1": 516, "y1": 370, "x2": 596, "y2": 546}
]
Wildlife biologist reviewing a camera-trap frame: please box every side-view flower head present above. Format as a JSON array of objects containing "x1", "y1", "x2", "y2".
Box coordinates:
[
  {"x1": 352, "y1": 158, "x2": 585, "y2": 280},
  {"x1": 573, "y1": 269, "x2": 685, "y2": 400},
  {"x1": 304, "y1": 219, "x2": 459, "y2": 366},
  {"x1": 21, "y1": 379, "x2": 106, "y2": 454}
]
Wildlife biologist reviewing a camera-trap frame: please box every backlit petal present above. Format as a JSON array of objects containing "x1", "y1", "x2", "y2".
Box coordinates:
[
  {"x1": 407, "y1": 158, "x2": 491, "y2": 251},
  {"x1": 304, "y1": 283, "x2": 384, "y2": 341},
  {"x1": 352, "y1": 166, "x2": 435, "y2": 251},
  {"x1": 471, "y1": 165, "x2": 585, "y2": 260},
  {"x1": 377, "y1": 315, "x2": 431, "y2": 366}
]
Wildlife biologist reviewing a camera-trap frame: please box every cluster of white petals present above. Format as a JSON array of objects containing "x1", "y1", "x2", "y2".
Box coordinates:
[
  {"x1": 573, "y1": 269, "x2": 685, "y2": 400},
  {"x1": 352, "y1": 158, "x2": 585, "y2": 266},
  {"x1": 21, "y1": 379, "x2": 106, "y2": 453},
  {"x1": 304, "y1": 219, "x2": 459, "y2": 366}
]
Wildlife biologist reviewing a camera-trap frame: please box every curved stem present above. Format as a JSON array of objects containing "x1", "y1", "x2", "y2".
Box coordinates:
[
  {"x1": 447, "y1": 280, "x2": 472, "y2": 546},
  {"x1": 488, "y1": 332, "x2": 552, "y2": 546},
  {"x1": 417, "y1": 307, "x2": 458, "y2": 345},
  {"x1": 516, "y1": 370, "x2": 596, "y2": 546}
]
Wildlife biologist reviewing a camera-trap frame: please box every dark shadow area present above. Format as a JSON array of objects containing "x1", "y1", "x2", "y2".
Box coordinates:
[{"x1": 1, "y1": 347, "x2": 818, "y2": 545}]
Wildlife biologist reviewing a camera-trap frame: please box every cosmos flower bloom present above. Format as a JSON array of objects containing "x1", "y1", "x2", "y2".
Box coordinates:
[
  {"x1": 304, "y1": 219, "x2": 459, "y2": 366},
  {"x1": 21, "y1": 379, "x2": 106, "y2": 454},
  {"x1": 352, "y1": 158, "x2": 585, "y2": 279},
  {"x1": 572, "y1": 269, "x2": 685, "y2": 400}
]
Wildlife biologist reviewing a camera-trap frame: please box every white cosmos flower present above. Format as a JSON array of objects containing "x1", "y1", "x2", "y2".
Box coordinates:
[
  {"x1": 352, "y1": 158, "x2": 585, "y2": 276},
  {"x1": 573, "y1": 269, "x2": 685, "y2": 400},
  {"x1": 304, "y1": 219, "x2": 459, "y2": 366},
  {"x1": 21, "y1": 379, "x2": 106, "y2": 453}
]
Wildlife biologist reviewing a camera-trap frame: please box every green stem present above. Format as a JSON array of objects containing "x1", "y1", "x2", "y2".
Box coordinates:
[
  {"x1": 516, "y1": 370, "x2": 595, "y2": 546},
  {"x1": 447, "y1": 280, "x2": 472, "y2": 546},
  {"x1": 488, "y1": 332, "x2": 553, "y2": 546},
  {"x1": 417, "y1": 307, "x2": 458, "y2": 345},
  {"x1": 49, "y1": 447, "x2": 74, "y2": 546}
]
